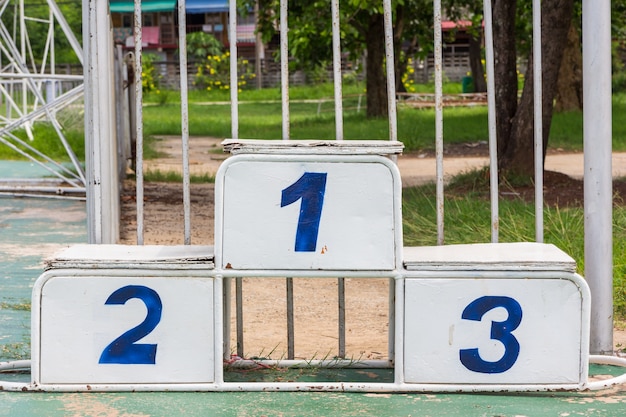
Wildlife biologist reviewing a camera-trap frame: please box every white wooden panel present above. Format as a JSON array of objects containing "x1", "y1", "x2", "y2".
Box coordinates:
[
  {"x1": 404, "y1": 277, "x2": 586, "y2": 385},
  {"x1": 218, "y1": 155, "x2": 400, "y2": 270},
  {"x1": 38, "y1": 276, "x2": 214, "y2": 384}
]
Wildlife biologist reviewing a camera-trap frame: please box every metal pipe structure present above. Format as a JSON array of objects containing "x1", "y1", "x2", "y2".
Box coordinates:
[
  {"x1": 382, "y1": 0, "x2": 397, "y2": 142},
  {"x1": 229, "y1": 0, "x2": 238, "y2": 139},
  {"x1": 583, "y1": 0, "x2": 613, "y2": 354},
  {"x1": 84, "y1": 0, "x2": 117, "y2": 243},
  {"x1": 178, "y1": 0, "x2": 191, "y2": 244},
  {"x1": 382, "y1": 0, "x2": 397, "y2": 364},
  {"x1": 532, "y1": 0, "x2": 544, "y2": 242},
  {"x1": 482, "y1": 0, "x2": 499, "y2": 243},
  {"x1": 331, "y1": 0, "x2": 346, "y2": 358},
  {"x1": 433, "y1": 0, "x2": 444, "y2": 245},
  {"x1": 280, "y1": 0, "x2": 289, "y2": 140},
  {"x1": 134, "y1": 0, "x2": 144, "y2": 245},
  {"x1": 331, "y1": 0, "x2": 343, "y2": 142}
]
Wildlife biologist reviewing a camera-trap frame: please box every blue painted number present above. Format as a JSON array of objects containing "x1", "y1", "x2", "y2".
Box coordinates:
[
  {"x1": 281, "y1": 172, "x2": 327, "y2": 252},
  {"x1": 99, "y1": 285, "x2": 162, "y2": 365},
  {"x1": 459, "y1": 296, "x2": 522, "y2": 374}
]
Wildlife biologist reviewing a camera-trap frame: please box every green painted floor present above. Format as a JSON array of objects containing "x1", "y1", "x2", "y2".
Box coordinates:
[
  {"x1": 0, "y1": 383, "x2": 625, "y2": 417},
  {"x1": 0, "y1": 364, "x2": 624, "y2": 416}
]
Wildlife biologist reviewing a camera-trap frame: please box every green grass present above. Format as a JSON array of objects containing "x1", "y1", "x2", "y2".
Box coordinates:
[
  {"x1": 142, "y1": 86, "x2": 626, "y2": 153},
  {"x1": 0, "y1": 122, "x2": 85, "y2": 161},
  {"x1": 402, "y1": 175, "x2": 626, "y2": 319},
  {"x1": 143, "y1": 169, "x2": 215, "y2": 183}
]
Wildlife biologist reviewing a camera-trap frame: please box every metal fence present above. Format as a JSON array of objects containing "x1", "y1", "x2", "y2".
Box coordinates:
[{"x1": 85, "y1": 0, "x2": 615, "y2": 362}]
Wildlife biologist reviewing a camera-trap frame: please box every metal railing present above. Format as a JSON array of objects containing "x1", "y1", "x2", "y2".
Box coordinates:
[{"x1": 86, "y1": 0, "x2": 615, "y2": 359}]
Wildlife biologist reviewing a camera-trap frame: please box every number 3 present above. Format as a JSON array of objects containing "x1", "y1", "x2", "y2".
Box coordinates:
[
  {"x1": 99, "y1": 285, "x2": 162, "y2": 365},
  {"x1": 459, "y1": 296, "x2": 522, "y2": 374}
]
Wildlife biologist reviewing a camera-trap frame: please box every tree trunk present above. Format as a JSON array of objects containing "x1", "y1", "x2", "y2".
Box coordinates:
[
  {"x1": 468, "y1": 30, "x2": 487, "y2": 93},
  {"x1": 500, "y1": 0, "x2": 574, "y2": 178},
  {"x1": 394, "y1": 5, "x2": 407, "y2": 94},
  {"x1": 555, "y1": 22, "x2": 583, "y2": 112},
  {"x1": 365, "y1": 13, "x2": 388, "y2": 118},
  {"x1": 492, "y1": 0, "x2": 519, "y2": 159}
]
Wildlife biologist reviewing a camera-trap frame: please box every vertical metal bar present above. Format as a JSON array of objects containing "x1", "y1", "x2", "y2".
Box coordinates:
[
  {"x1": 433, "y1": 0, "x2": 444, "y2": 245},
  {"x1": 280, "y1": 0, "x2": 289, "y2": 139},
  {"x1": 228, "y1": 0, "x2": 240, "y2": 361},
  {"x1": 254, "y1": 1, "x2": 263, "y2": 89},
  {"x1": 331, "y1": 0, "x2": 346, "y2": 360},
  {"x1": 19, "y1": 0, "x2": 26, "y2": 124},
  {"x1": 223, "y1": 277, "x2": 231, "y2": 360},
  {"x1": 382, "y1": 0, "x2": 397, "y2": 363},
  {"x1": 279, "y1": 0, "x2": 294, "y2": 358},
  {"x1": 286, "y1": 276, "x2": 295, "y2": 359},
  {"x1": 134, "y1": 0, "x2": 144, "y2": 245},
  {"x1": 532, "y1": 0, "x2": 544, "y2": 243},
  {"x1": 85, "y1": 0, "x2": 117, "y2": 243},
  {"x1": 482, "y1": 0, "x2": 499, "y2": 243},
  {"x1": 583, "y1": 0, "x2": 613, "y2": 354},
  {"x1": 236, "y1": 277, "x2": 244, "y2": 357},
  {"x1": 229, "y1": 0, "x2": 238, "y2": 138},
  {"x1": 382, "y1": 0, "x2": 397, "y2": 142},
  {"x1": 84, "y1": 0, "x2": 98, "y2": 243},
  {"x1": 331, "y1": 0, "x2": 343, "y2": 141},
  {"x1": 178, "y1": 0, "x2": 191, "y2": 245},
  {"x1": 338, "y1": 277, "x2": 346, "y2": 358}
]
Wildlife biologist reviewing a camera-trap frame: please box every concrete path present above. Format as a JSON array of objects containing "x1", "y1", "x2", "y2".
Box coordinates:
[{"x1": 146, "y1": 136, "x2": 626, "y2": 187}]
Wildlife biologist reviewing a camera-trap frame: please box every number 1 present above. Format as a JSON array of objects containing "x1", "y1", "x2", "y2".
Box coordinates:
[{"x1": 281, "y1": 172, "x2": 327, "y2": 252}]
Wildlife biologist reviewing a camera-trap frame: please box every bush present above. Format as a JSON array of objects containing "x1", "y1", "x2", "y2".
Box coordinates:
[
  {"x1": 614, "y1": 72, "x2": 626, "y2": 93},
  {"x1": 194, "y1": 51, "x2": 256, "y2": 92},
  {"x1": 142, "y1": 53, "x2": 162, "y2": 93},
  {"x1": 186, "y1": 32, "x2": 223, "y2": 60}
]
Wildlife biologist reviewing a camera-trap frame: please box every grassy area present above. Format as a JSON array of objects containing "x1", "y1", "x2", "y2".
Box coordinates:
[
  {"x1": 144, "y1": 169, "x2": 215, "y2": 183},
  {"x1": 0, "y1": 122, "x2": 84, "y2": 161},
  {"x1": 2, "y1": 84, "x2": 624, "y2": 160},
  {"x1": 402, "y1": 174, "x2": 626, "y2": 319},
  {"x1": 142, "y1": 85, "x2": 626, "y2": 152}
]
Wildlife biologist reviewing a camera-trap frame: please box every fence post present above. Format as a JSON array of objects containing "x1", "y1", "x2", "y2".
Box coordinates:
[
  {"x1": 84, "y1": 0, "x2": 120, "y2": 244},
  {"x1": 583, "y1": 0, "x2": 613, "y2": 355}
]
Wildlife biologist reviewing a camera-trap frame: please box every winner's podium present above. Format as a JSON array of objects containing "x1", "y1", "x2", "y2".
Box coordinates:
[{"x1": 29, "y1": 140, "x2": 592, "y2": 392}]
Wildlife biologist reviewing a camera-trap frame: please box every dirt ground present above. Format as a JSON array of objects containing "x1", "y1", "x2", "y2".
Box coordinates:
[{"x1": 119, "y1": 136, "x2": 626, "y2": 359}]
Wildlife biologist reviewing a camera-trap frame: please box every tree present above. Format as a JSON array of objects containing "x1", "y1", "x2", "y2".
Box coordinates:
[
  {"x1": 249, "y1": 0, "x2": 433, "y2": 119},
  {"x1": 493, "y1": 0, "x2": 574, "y2": 178}
]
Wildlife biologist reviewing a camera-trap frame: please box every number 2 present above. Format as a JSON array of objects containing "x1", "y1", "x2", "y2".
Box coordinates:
[
  {"x1": 281, "y1": 172, "x2": 327, "y2": 252},
  {"x1": 459, "y1": 296, "x2": 522, "y2": 374},
  {"x1": 99, "y1": 285, "x2": 162, "y2": 365}
]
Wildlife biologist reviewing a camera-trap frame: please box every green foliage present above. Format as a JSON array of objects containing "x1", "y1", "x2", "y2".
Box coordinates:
[
  {"x1": 142, "y1": 54, "x2": 163, "y2": 94},
  {"x1": 186, "y1": 32, "x2": 223, "y2": 60},
  {"x1": 193, "y1": 51, "x2": 256, "y2": 92}
]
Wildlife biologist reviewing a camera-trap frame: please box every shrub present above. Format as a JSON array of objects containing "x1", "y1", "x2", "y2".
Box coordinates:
[{"x1": 194, "y1": 51, "x2": 256, "y2": 92}]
